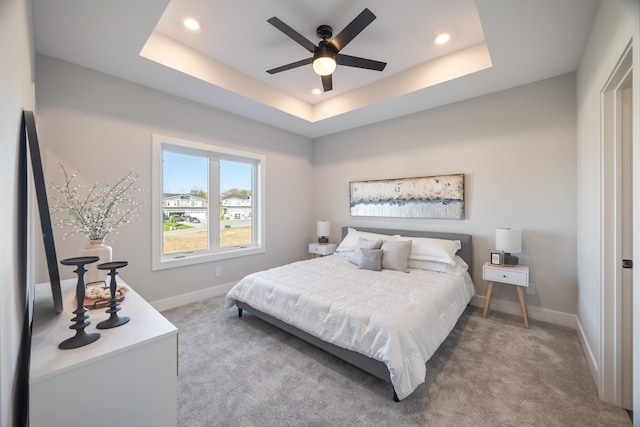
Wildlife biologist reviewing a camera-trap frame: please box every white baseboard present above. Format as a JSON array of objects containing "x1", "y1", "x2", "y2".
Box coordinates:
[
  {"x1": 576, "y1": 317, "x2": 600, "y2": 397},
  {"x1": 471, "y1": 295, "x2": 577, "y2": 329},
  {"x1": 150, "y1": 281, "x2": 237, "y2": 312}
]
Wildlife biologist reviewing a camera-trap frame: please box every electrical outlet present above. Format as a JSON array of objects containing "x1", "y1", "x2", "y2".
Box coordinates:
[
  {"x1": 215, "y1": 267, "x2": 222, "y2": 277},
  {"x1": 526, "y1": 281, "x2": 535, "y2": 295}
]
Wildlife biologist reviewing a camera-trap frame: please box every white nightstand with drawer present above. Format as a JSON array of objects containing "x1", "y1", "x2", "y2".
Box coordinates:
[
  {"x1": 482, "y1": 262, "x2": 530, "y2": 328},
  {"x1": 309, "y1": 242, "x2": 337, "y2": 257}
]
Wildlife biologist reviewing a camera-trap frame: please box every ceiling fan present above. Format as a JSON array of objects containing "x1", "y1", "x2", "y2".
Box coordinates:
[{"x1": 266, "y1": 8, "x2": 387, "y2": 92}]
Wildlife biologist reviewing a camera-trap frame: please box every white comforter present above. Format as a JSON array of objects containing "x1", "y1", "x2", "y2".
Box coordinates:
[{"x1": 225, "y1": 255, "x2": 474, "y2": 400}]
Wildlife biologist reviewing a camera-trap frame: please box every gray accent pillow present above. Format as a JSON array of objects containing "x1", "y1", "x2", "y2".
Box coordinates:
[
  {"x1": 381, "y1": 239, "x2": 412, "y2": 272},
  {"x1": 350, "y1": 237, "x2": 383, "y2": 266},
  {"x1": 355, "y1": 248, "x2": 382, "y2": 271}
]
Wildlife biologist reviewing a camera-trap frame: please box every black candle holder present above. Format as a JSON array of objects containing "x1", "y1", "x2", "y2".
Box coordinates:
[
  {"x1": 96, "y1": 261, "x2": 130, "y2": 329},
  {"x1": 59, "y1": 256, "x2": 101, "y2": 350}
]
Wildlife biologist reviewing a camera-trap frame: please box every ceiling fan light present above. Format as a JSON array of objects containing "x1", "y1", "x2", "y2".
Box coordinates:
[{"x1": 313, "y1": 56, "x2": 337, "y2": 76}]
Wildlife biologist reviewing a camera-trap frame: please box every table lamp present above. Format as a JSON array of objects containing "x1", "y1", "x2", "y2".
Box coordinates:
[
  {"x1": 317, "y1": 221, "x2": 330, "y2": 243},
  {"x1": 496, "y1": 227, "x2": 521, "y2": 266}
]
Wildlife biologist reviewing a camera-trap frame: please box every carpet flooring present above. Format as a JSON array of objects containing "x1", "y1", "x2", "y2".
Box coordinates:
[{"x1": 163, "y1": 296, "x2": 631, "y2": 427}]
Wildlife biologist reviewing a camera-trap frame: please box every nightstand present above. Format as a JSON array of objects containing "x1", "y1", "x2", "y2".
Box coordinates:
[
  {"x1": 482, "y1": 262, "x2": 530, "y2": 328},
  {"x1": 309, "y1": 243, "x2": 337, "y2": 257}
]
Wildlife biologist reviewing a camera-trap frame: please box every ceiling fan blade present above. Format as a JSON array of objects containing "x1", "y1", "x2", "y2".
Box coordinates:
[
  {"x1": 267, "y1": 58, "x2": 313, "y2": 74},
  {"x1": 322, "y1": 74, "x2": 333, "y2": 92},
  {"x1": 267, "y1": 17, "x2": 316, "y2": 53},
  {"x1": 331, "y1": 8, "x2": 376, "y2": 52},
  {"x1": 337, "y1": 54, "x2": 386, "y2": 71}
]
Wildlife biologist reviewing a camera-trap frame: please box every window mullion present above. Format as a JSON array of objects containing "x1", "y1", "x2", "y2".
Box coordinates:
[
  {"x1": 251, "y1": 161, "x2": 258, "y2": 246},
  {"x1": 209, "y1": 157, "x2": 220, "y2": 250}
]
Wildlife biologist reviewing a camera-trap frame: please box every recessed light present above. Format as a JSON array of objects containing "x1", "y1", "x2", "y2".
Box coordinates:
[
  {"x1": 434, "y1": 33, "x2": 450, "y2": 45},
  {"x1": 183, "y1": 17, "x2": 201, "y2": 31},
  {"x1": 311, "y1": 88, "x2": 322, "y2": 95}
]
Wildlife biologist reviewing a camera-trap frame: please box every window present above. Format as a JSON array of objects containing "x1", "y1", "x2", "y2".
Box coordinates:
[{"x1": 152, "y1": 134, "x2": 265, "y2": 270}]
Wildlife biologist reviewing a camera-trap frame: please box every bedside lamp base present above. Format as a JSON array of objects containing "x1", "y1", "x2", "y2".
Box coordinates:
[
  {"x1": 503, "y1": 253, "x2": 519, "y2": 266},
  {"x1": 318, "y1": 237, "x2": 329, "y2": 244}
]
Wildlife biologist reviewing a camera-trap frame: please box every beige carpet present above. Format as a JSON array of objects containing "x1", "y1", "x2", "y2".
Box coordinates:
[{"x1": 163, "y1": 296, "x2": 631, "y2": 426}]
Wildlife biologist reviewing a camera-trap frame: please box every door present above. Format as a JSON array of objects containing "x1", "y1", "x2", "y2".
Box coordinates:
[
  {"x1": 621, "y1": 81, "x2": 633, "y2": 411},
  {"x1": 600, "y1": 43, "x2": 633, "y2": 411}
]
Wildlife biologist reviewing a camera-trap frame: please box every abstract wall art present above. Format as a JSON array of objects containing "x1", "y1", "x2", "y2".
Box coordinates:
[{"x1": 349, "y1": 174, "x2": 465, "y2": 219}]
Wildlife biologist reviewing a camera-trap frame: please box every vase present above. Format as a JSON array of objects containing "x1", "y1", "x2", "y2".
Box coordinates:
[{"x1": 79, "y1": 239, "x2": 113, "y2": 285}]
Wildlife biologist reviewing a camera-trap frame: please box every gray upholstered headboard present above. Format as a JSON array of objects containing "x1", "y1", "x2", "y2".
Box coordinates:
[{"x1": 341, "y1": 227, "x2": 473, "y2": 273}]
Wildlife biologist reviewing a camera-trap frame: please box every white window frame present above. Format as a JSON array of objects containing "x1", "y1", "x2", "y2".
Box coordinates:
[{"x1": 152, "y1": 134, "x2": 265, "y2": 271}]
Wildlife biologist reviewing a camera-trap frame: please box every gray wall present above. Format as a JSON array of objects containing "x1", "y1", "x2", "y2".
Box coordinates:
[
  {"x1": 35, "y1": 58, "x2": 581, "y2": 319},
  {"x1": 34, "y1": 55, "x2": 314, "y2": 303},
  {"x1": 313, "y1": 73, "x2": 578, "y2": 317},
  {"x1": 0, "y1": 0, "x2": 35, "y2": 425}
]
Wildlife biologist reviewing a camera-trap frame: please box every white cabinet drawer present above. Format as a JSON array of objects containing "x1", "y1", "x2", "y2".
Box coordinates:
[
  {"x1": 483, "y1": 265, "x2": 528, "y2": 286},
  {"x1": 309, "y1": 243, "x2": 337, "y2": 256}
]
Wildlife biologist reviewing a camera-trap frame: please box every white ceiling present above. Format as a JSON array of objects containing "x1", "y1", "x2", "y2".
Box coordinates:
[{"x1": 32, "y1": 0, "x2": 597, "y2": 138}]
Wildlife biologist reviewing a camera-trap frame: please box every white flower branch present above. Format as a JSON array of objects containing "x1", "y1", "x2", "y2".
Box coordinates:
[{"x1": 49, "y1": 163, "x2": 145, "y2": 240}]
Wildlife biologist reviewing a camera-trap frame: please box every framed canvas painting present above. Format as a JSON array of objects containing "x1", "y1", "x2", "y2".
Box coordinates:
[{"x1": 349, "y1": 174, "x2": 464, "y2": 219}]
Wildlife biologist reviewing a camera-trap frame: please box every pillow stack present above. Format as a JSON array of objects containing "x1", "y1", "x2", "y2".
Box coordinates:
[{"x1": 336, "y1": 227, "x2": 466, "y2": 273}]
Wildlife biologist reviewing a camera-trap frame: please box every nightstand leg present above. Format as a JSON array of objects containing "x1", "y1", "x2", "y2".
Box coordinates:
[
  {"x1": 482, "y1": 281, "x2": 494, "y2": 318},
  {"x1": 516, "y1": 286, "x2": 529, "y2": 329}
]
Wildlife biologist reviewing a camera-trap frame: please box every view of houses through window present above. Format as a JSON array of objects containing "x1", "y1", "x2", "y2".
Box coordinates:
[{"x1": 162, "y1": 152, "x2": 253, "y2": 255}]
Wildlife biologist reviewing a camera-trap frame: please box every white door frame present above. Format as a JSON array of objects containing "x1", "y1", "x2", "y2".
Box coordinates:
[{"x1": 600, "y1": 42, "x2": 632, "y2": 407}]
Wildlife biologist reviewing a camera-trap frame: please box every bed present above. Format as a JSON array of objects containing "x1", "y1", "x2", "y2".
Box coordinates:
[{"x1": 225, "y1": 227, "x2": 474, "y2": 401}]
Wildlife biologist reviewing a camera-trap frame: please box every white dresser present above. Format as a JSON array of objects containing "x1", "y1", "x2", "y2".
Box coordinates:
[{"x1": 30, "y1": 278, "x2": 178, "y2": 427}]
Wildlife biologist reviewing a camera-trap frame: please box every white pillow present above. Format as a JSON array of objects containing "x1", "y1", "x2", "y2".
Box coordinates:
[
  {"x1": 380, "y1": 240, "x2": 411, "y2": 272},
  {"x1": 394, "y1": 235, "x2": 461, "y2": 265},
  {"x1": 408, "y1": 256, "x2": 469, "y2": 273},
  {"x1": 335, "y1": 227, "x2": 393, "y2": 253}
]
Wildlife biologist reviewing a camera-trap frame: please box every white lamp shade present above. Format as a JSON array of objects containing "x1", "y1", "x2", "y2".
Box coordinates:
[
  {"x1": 496, "y1": 228, "x2": 521, "y2": 253},
  {"x1": 317, "y1": 221, "x2": 330, "y2": 237}
]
